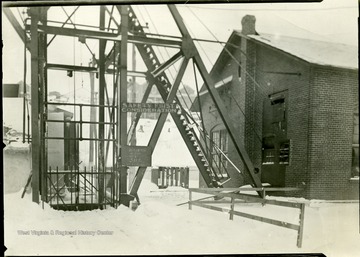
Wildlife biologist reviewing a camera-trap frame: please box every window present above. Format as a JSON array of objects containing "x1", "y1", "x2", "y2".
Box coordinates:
[
  {"x1": 262, "y1": 149, "x2": 276, "y2": 165},
  {"x1": 279, "y1": 141, "x2": 290, "y2": 165},
  {"x1": 238, "y1": 63, "x2": 242, "y2": 79},
  {"x1": 270, "y1": 94, "x2": 287, "y2": 132},
  {"x1": 262, "y1": 136, "x2": 290, "y2": 165},
  {"x1": 211, "y1": 130, "x2": 229, "y2": 177},
  {"x1": 262, "y1": 136, "x2": 275, "y2": 165},
  {"x1": 352, "y1": 113, "x2": 359, "y2": 178}
]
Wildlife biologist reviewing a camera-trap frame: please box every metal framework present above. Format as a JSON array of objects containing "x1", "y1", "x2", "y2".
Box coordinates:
[{"x1": 4, "y1": 4, "x2": 265, "y2": 209}]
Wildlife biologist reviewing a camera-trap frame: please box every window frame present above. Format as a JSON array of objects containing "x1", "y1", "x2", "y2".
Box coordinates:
[
  {"x1": 211, "y1": 129, "x2": 229, "y2": 177},
  {"x1": 351, "y1": 112, "x2": 359, "y2": 179}
]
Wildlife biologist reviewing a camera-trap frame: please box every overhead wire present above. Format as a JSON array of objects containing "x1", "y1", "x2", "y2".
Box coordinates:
[
  {"x1": 186, "y1": 6, "x2": 270, "y2": 96},
  {"x1": 16, "y1": 7, "x2": 25, "y2": 24},
  {"x1": 185, "y1": 6, "x2": 265, "y2": 144},
  {"x1": 47, "y1": 6, "x2": 80, "y2": 47},
  {"x1": 59, "y1": 7, "x2": 97, "y2": 63},
  {"x1": 138, "y1": 6, "x2": 223, "y2": 177},
  {"x1": 142, "y1": 5, "x2": 200, "y2": 121},
  {"x1": 22, "y1": 17, "x2": 29, "y2": 143},
  {"x1": 131, "y1": 7, "x2": 249, "y2": 178},
  {"x1": 148, "y1": 8, "x2": 230, "y2": 178}
]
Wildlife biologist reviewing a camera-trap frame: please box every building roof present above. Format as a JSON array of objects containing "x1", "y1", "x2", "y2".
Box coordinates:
[
  {"x1": 191, "y1": 30, "x2": 358, "y2": 112},
  {"x1": 244, "y1": 31, "x2": 358, "y2": 70}
]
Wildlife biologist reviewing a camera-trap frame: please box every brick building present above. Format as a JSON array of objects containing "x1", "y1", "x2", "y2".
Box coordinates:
[{"x1": 192, "y1": 15, "x2": 358, "y2": 200}]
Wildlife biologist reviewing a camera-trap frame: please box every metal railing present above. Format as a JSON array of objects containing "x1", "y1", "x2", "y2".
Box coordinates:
[
  {"x1": 46, "y1": 166, "x2": 118, "y2": 211},
  {"x1": 186, "y1": 187, "x2": 305, "y2": 248},
  {"x1": 151, "y1": 167, "x2": 189, "y2": 189}
]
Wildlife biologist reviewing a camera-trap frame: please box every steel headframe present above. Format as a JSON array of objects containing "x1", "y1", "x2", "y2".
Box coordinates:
[{"x1": 12, "y1": 3, "x2": 263, "y2": 207}]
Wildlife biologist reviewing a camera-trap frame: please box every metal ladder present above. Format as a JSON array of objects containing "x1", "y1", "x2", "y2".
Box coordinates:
[{"x1": 126, "y1": 6, "x2": 227, "y2": 188}]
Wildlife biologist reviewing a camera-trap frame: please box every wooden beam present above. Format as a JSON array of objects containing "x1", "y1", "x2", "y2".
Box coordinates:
[
  {"x1": 231, "y1": 209, "x2": 300, "y2": 230},
  {"x1": 188, "y1": 187, "x2": 301, "y2": 193}
]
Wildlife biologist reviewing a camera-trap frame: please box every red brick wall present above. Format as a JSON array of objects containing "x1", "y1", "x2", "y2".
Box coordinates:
[
  {"x1": 197, "y1": 35, "x2": 358, "y2": 200},
  {"x1": 308, "y1": 66, "x2": 359, "y2": 200},
  {"x1": 248, "y1": 42, "x2": 312, "y2": 197},
  {"x1": 198, "y1": 35, "x2": 247, "y2": 187}
]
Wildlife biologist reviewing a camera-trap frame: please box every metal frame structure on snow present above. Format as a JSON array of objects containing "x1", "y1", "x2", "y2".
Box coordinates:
[{"x1": 4, "y1": 4, "x2": 264, "y2": 208}]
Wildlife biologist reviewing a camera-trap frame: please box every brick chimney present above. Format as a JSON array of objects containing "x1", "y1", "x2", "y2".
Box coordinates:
[{"x1": 241, "y1": 15, "x2": 256, "y2": 35}]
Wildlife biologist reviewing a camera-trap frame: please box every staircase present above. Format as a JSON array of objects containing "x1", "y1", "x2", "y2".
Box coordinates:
[{"x1": 125, "y1": 6, "x2": 227, "y2": 188}]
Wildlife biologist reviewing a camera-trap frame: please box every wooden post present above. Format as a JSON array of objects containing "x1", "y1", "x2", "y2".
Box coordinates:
[
  {"x1": 166, "y1": 168, "x2": 169, "y2": 187},
  {"x1": 230, "y1": 196, "x2": 235, "y2": 220},
  {"x1": 175, "y1": 168, "x2": 179, "y2": 186},
  {"x1": 297, "y1": 203, "x2": 305, "y2": 248},
  {"x1": 262, "y1": 188, "x2": 266, "y2": 199},
  {"x1": 188, "y1": 190, "x2": 192, "y2": 210},
  {"x1": 161, "y1": 168, "x2": 165, "y2": 188},
  {"x1": 185, "y1": 167, "x2": 189, "y2": 189},
  {"x1": 170, "y1": 167, "x2": 174, "y2": 186}
]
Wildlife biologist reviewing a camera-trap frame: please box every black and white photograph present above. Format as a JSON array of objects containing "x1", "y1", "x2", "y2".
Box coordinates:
[{"x1": 2, "y1": 0, "x2": 359, "y2": 256}]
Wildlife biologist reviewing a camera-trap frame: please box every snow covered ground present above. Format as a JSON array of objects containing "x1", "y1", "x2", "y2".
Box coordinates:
[
  {"x1": 3, "y1": 118, "x2": 360, "y2": 256},
  {"x1": 4, "y1": 177, "x2": 360, "y2": 256}
]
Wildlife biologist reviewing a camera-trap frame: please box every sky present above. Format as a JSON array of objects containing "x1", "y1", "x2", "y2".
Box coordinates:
[{"x1": 2, "y1": 0, "x2": 358, "y2": 97}]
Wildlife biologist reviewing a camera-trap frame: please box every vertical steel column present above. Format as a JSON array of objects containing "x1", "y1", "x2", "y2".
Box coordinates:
[
  {"x1": 119, "y1": 5, "x2": 129, "y2": 201},
  {"x1": 89, "y1": 60, "x2": 96, "y2": 166},
  {"x1": 98, "y1": 6, "x2": 106, "y2": 204},
  {"x1": 39, "y1": 8, "x2": 48, "y2": 201},
  {"x1": 30, "y1": 8, "x2": 40, "y2": 203},
  {"x1": 130, "y1": 43, "x2": 137, "y2": 145},
  {"x1": 168, "y1": 5, "x2": 263, "y2": 194},
  {"x1": 129, "y1": 57, "x2": 188, "y2": 198}
]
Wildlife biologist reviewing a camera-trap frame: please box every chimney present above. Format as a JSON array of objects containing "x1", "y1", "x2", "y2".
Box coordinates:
[{"x1": 241, "y1": 15, "x2": 256, "y2": 35}]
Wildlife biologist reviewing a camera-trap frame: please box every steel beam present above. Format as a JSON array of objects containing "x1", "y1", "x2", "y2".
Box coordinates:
[
  {"x1": 127, "y1": 81, "x2": 154, "y2": 144},
  {"x1": 40, "y1": 9, "x2": 48, "y2": 202},
  {"x1": 26, "y1": 24, "x2": 182, "y2": 47},
  {"x1": 3, "y1": 8, "x2": 30, "y2": 51},
  {"x1": 26, "y1": 23, "x2": 119, "y2": 40},
  {"x1": 125, "y1": 5, "x2": 215, "y2": 191},
  {"x1": 30, "y1": 8, "x2": 40, "y2": 203},
  {"x1": 167, "y1": 5, "x2": 263, "y2": 195},
  {"x1": 47, "y1": 6, "x2": 80, "y2": 46},
  {"x1": 128, "y1": 35, "x2": 181, "y2": 48},
  {"x1": 119, "y1": 5, "x2": 129, "y2": 203},
  {"x1": 46, "y1": 63, "x2": 146, "y2": 77},
  {"x1": 98, "y1": 6, "x2": 106, "y2": 204},
  {"x1": 151, "y1": 51, "x2": 183, "y2": 78},
  {"x1": 129, "y1": 57, "x2": 189, "y2": 197}
]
